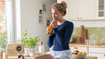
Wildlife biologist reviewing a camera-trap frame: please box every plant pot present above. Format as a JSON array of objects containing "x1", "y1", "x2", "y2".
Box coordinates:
[
  {"x1": 24, "y1": 48, "x2": 30, "y2": 56},
  {"x1": 29, "y1": 47, "x2": 40, "y2": 57}
]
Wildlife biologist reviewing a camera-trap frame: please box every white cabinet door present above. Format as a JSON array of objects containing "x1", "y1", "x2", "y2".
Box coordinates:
[
  {"x1": 59, "y1": 0, "x2": 96, "y2": 20},
  {"x1": 96, "y1": 0, "x2": 105, "y2": 19},
  {"x1": 89, "y1": 47, "x2": 105, "y2": 53},
  {"x1": 64, "y1": 0, "x2": 78, "y2": 20},
  {"x1": 78, "y1": 0, "x2": 96, "y2": 20},
  {"x1": 89, "y1": 53, "x2": 105, "y2": 59},
  {"x1": 89, "y1": 47, "x2": 105, "y2": 59}
]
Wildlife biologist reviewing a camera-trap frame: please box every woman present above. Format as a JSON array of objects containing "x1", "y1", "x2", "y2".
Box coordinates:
[{"x1": 33, "y1": 1, "x2": 74, "y2": 59}]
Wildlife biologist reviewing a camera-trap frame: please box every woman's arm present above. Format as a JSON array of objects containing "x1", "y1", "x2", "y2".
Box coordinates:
[{"x1": 47, "y1": 33, "x2": 55, "y2": 48}]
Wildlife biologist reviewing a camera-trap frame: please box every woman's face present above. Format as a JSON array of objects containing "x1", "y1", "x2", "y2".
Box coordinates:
[{"x1": 51, "y1": 8, "x2": 63, "y2": 21}]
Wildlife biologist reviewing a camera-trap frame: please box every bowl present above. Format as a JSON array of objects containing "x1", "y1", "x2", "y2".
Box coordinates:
[{"x1": 72, "y1": 54, "x2": 87, "y2": 59}]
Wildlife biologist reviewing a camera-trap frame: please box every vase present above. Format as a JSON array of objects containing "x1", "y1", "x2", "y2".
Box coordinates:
[
  {"x1": 29, "y1": 46, "x2": 40, "y2": 57},
  {"x1": 29, "y1": 48, "x2": 36, "y2": 57},
  {"x1": 24, "y1": 48, "x2": 30, "y2": 56}
]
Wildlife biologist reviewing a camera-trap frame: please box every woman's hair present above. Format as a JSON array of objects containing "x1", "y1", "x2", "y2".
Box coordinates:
[{"x1": 51, "y1": 1, "x2": 67, "y2": 16}]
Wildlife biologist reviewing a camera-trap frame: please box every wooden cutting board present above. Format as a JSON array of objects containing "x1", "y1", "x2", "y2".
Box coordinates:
[{"x1": 76, "y1": 25, "x2": 88, "y2": 44}]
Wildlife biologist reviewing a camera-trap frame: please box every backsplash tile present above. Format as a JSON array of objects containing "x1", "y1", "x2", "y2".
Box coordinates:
[{"x1": 72, "y1": 27, "x2": 105, "y2": 44}]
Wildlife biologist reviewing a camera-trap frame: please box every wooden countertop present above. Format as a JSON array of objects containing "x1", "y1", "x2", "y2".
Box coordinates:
[
  {"x1": 73, "y1": 56, "x2": 97, "y2": 59},
  {"x1": 84, "y1": 56, "x2": 97, "y2": 59},
  {"x1": 9, "y1": 56, "x2": 97, "y2": 59},
  {"x1": 69, "y1": 43, "x2": 105, "y2": 48},
  {"x1": 8, "y1": 56, "x2": 32, "y2": 59}
]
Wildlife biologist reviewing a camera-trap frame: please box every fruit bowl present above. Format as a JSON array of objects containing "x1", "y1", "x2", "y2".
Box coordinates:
[
  {"x1": 72, "y1": 53, "x2": 87, "y2": 59},
  {"x1": 72, "y1": 50, "x2": 87, "y2": 59}
]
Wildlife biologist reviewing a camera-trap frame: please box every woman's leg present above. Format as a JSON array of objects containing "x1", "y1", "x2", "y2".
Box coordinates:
[{"x1": 33, "y1": 54, "x2": 53, "y2": 59}]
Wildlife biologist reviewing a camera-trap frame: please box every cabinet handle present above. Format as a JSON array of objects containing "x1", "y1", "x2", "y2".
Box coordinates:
[
  {"x1": 74, "y1": 47, "x2": 78, "y2": 49},
  {"x1": 80, "y1": 18, "x2": 82, "y2": 19}
]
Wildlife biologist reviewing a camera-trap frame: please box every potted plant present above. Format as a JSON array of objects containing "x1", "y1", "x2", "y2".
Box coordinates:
[{"x1": 18, "y1": 30, "x2": 40, "y2": 56}]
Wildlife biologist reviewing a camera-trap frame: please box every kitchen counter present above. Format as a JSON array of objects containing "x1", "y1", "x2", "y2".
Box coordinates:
[
  {"x1": 9, "y1": 56, "x2": 97, "y2": 59},
  {"x1": 84, "y1": 56, "x2": 97, "y2": 59},
  {"x1": 69, "y1": 43, "x2": 105, "y2": 48},
  {"x1": 8, "y1": 56, "x2": 32, "y2": 59},
  {"x1": 73, "y1": 56, "x2": 97, "y2": 59}
]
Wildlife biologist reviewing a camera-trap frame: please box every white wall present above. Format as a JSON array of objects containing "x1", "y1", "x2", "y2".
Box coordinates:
[{"x1": 20, "y1": 0, "x2": 57, "y2": 52}]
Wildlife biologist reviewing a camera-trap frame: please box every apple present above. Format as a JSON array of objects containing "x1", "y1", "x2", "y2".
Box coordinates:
[
  {"x1": 21, "y1": 56, "x2": 24, "y2": 59},
  {"x1": 72, "y1": 50, "x2": 80, "y2": 55},
  {"x1": 75, "y1": 50, "x2": 79, "y2": 53}
]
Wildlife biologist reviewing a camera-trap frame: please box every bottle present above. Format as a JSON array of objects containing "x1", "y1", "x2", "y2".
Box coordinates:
[
  {"x1": 39, "y1": 42, "x2": 44, "y2": 54},
  {"x1": 46, "y1": 24, "x2": 53, "y2": 35},
  {"x1": 3, "y1": 52, "x2": 8, "y2": 59}
]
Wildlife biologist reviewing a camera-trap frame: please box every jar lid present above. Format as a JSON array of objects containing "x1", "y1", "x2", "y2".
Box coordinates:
[{"x1": 40, "y1": 42, "x2": 43, "y2": 45}]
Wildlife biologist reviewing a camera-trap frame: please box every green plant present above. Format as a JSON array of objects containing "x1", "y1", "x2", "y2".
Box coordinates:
[
  {"x1": 0, "y1": 14, "x2": 6, "y2": 49},
  {"x1": 0, "y1": 14, "x2": 4, "y2": 22},
  {"x1": 18, "y1": 30, "x2": 40, "y2": 48}
]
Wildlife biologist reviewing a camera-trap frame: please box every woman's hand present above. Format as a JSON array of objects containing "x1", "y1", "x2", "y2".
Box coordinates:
[
  {"x1": 46, "y1": 28, "x2": 51, "y2": 35},
  {"x1": 51, "y1": 20, "x2": 57, "y2": 29},
  {"x1": 46, "y1": 24, "x2": 53, "y2": 36}
]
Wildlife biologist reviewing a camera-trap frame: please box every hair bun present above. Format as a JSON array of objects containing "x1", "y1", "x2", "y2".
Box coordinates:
[{"x1": 60, "y1": 1, "x2": 67, "y2": 9}]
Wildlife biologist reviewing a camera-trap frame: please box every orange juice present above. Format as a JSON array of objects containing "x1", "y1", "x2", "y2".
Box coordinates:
[
  {"x1": 0, "y1": 51, "x2": 3, "y2": 59},
  {"x1": 46, "y1": 24, "x2": 53, "y2": 35}
]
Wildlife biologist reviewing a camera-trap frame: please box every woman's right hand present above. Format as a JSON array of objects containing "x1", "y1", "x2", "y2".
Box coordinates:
[{"x1": 51, "y1": 20, "x2": 57, "y2": 29}]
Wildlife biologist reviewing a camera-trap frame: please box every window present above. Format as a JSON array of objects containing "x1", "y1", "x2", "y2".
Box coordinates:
[
  {"x1": 0, "y1": 0, "x2": 21, "y2": 50},
  {"x1": 98, "y1": 0, "x2": 105, "y2": 17},
  {"x1": 0, "y1": 0, "x2": 6, "y2": 50}
]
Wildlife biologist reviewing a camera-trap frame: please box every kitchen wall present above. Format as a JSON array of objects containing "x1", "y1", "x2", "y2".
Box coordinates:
[
  {"x1": 20, "y1": 0, "x2": 57, "y2": 52},
  {"x1": 72, "y1": 27, "x2": 105, "y2": 44},
  {"x1": 57, "y1": 0, "x2": 105, "y2": 44},
  {"x1": 69, "y1": 20, "x2": 105, "y2": 44}
]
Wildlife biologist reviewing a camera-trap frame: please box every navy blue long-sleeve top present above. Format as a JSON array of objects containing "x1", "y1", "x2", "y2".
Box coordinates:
[{"x1": 47, "y1": 21, "x2": 74, "y2": 51}]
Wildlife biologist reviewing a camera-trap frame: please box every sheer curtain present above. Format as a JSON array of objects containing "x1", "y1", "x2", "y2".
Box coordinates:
[{"x1": 5, "y1": 0, "x2": 21, "y2": 43}]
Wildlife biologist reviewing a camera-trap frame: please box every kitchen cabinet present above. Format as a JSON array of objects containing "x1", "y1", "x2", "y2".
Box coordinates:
[
  {"x1": 64, "y1": 0, "x2": 78, "y2": 20},
  {"x1": 58, "y1": 0, "x2": 96, "y2": 20},
  {"x1": 96, "y1": 0, "x2": 105, "y2": 19},
  {"x1": 89, "y1": 53, "x2": 105, "y2": 59},
  {"x1": 69, "y1": 44, "x2": 105, "y2": 59},
  {"x1": 70, "y1": 46, "x2": 105, "y2": 59},
  {"x1": 57, "y1": 0, "x2": 105, "y2": 20},
  {"x1": 77, "y1": 0, "x2": 96, "y2": 20},
  {"x1": 89, "y1": 47, "x2": 105, "y2": 59}
]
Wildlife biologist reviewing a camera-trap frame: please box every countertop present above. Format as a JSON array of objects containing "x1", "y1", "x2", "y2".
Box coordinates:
[
  {"x1": 73, "y1": 56, "x2": 97, "y2": 59},
  {"x1": 9, "y1": 56, "x2": 97, "y2": 59},
  {"x1": 69, "y1": 43, "x2": 105, "y2": 48},
  {"x1": 84, "y1": 56, "x2": 97, "y2": 59}
]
